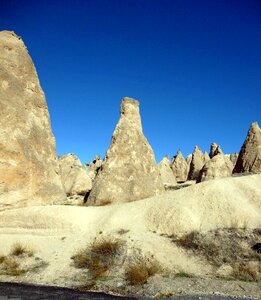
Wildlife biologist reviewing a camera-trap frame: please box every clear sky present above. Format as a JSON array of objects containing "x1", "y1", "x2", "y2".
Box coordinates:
[{"x1": 1, "y1": 0, "x2": 261, "y2": 163}]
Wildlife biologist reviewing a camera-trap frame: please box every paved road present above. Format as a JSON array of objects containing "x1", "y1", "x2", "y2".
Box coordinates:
[{"x1": 0, "y1": 282, "x2": 257, "y2": 300}]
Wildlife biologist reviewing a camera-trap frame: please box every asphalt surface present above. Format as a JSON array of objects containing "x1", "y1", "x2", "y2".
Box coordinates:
[{"x1": 0, "y1": 282, "x2": 257, "y2": 300}]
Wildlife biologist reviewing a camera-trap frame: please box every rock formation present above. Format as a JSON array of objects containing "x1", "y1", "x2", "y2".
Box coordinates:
[
  {"x1": 203, "y1": 151, "x2": 210, "y2": 164},
  {"x1": 159, "y1": 156, "x2": 177, "y2": 186},
  {"x1": 86, "y1": 97, "x2": 164, "y2": 205},
  {"x1": 59, "y1": 154, "x2": 92, "y2": 196},
  {"x1": 0, "y1": 31, "x2": 66, "y2": 208},
  {"x1": 186, "y1": 154, "x2": 192, "y2": 168},
  {"x1": 187, "y1": 146, "x2": 204, "y2": 180},
  {"x1": 171, "y1": 150, "x2": 188, "y2": 182},
  {"x1": 233, "y1": 122, "x2": 261, "y2": 174},
  {"x1": 85, "y1": 155, "x2": 102, "y2": 181},
  {"x1": 197, "y1": 154, "x2": 233, "y2": 183},
  {"x1": 209, "y1": 143, "x2": 223, "y2": 158},
  {"x1": 230, "y1": 153, "x2": 238, "y2": 167}
]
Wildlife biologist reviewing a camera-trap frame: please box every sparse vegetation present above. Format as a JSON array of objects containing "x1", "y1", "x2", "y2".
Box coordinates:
[
  {"x1": 174, "y1": 228, "x2": 261, "y2": 281},
  {"x1": 0, "y1": 242, "x2": 42, "y2": 277},
  {"x1": 71, "y1": 237, "x2": 124, "y2": 279},
  {"x1": 232, "y1": 262, "x2": 261, "y2": 282},
  {"x1": 99, "y1": 199, "x2": 112, "y2": 206},
  {"x1": 125, "y1": 262, "x2": 149, "y2": 285},
  {"x1": 175, "y1": 271, "x2": 194, "y2": 278},
  {"x1": 125, "y1": 258, "x2": 161, "y2": 285},
  {"x1": 0, "y1": 257, "x2": 25, "y2": 276},
  {"x1": 10, "y1": 242, "x2": 35, "y2": 257}
]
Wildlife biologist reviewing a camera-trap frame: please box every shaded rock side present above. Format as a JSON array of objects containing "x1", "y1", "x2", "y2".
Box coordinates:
[
  {"x1": 187, "y1": 146, "x2": 204, "y2": 180},
  {"x1": 197, "y1": 154, "x2": 233, "y2": 183},
  {"x1": 171, "y1": 150, "x2": 188, "y2": 182},
  {"x1": 159, "y1": 156, "x2": 177, "y2": 186},
  {"x1": 0, "y1": 31, "x2": 66, "y2": 208},
  {"x1": 203, "y1": 151, "x2": 210, "y2": 164},
  {"x1": 87, "y1": 97, "x2": 164, "y2": 205},
  {"x1": 85, "y1": 155, "x2": 102, "y2": 181},
  {"x1": 230, "y1": 153, "x2": 239, "y2": 167},
  {"x1": 233, "y1": 122, "x2": 261, "y2": 174},
  {"x1": 186, "y1": 154, "x2": 192, "y2": 167},
  {"x1": 209, "y1": 143, "x2": 223, "y2": 159},
  {"x1": 59, "y1": 154, "x2": 92, "y2": 196}
]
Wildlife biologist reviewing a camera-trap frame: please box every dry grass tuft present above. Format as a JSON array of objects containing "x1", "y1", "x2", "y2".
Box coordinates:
[
  {"x1": 125, "y1": 258, "x2": 161, "y2": 285},
  {"x1": 90, "y1": 237, "x2": 123, "y2": 256},
  {"x1": 71, "y1": 237, "x2": 124, "y2": 279},
  {"x1": 176, "y1": 231, "x2": 199, "y2": 249},
  {"x1": 175, "y1": 271, "x2": 193, "y2": 278},
  {"x1": 10, "y1": 242, "x2": 35, "y2": 257},
  {"x1": 99, "y1": 199, "x2": 112, "y2": 206},
  {"x1": 0, "y1": 257, "x2": 25, "y2": 276},
  {"x1": 125, "y1": 263, "x2": 149, "y2": 285},
  {"x1": 232, "y1": 262, "x2": 261, "y2": 282}
]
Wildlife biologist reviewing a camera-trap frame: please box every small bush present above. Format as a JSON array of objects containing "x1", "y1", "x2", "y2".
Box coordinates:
[
  {"x1": 0, "y1": 255, "x2": 5, "y2": 264},
  {"x1": 232, "y1": 262, "x2": 261, "y2": 282},
  {"x1": 90, "y1": 237, "x2": 123, "y2": 256},
  {"x1": 0, "y1": 257, "x2": 25, "y2": 276},
  {"x1": 176, "y1": 231, "x2": 199, "y2": 249},
  {"x1": 125, "y1": 263, "x2": 149, "y2": 285},
  {"x1": 71, "y1": 249, "x2": 90, "y2": 269},
  {"x1": 125, "y1": 259, "x2": 161, "y2": 285},
  {"x1": 10, "y1": 242, "x2": 34, "y2": 257},
  {"x1": 71, "y1": 237, "x2": 124, "y2": 279},
  {"x1": 99, "y1": 199, "x2": 112, "y2": 206},
  {"x1": 175, "y1": 271, "x2": 193, "y2": 278}
]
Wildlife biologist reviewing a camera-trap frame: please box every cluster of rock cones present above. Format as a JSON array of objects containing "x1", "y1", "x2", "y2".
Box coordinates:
[{"x1": 0, "y1": 31, "x2": 260, "y2": 209}]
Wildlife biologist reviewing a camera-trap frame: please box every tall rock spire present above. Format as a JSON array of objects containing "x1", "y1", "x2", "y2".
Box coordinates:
[
  {"x1": 0, "y1": 31, "x2": 66, "y2": 208},
  {"x1": 86, "y1": 97, "x2": 164, "y2": 205},
  {"x1": 233, "y1": 122, "x2": 261, "y2": 174},
  {"x1": 171, "y1": 150, "x2": 188, "y2": 182},
  {"x1": 187, "y1": 146, "x2": 204, "y2": 180}
]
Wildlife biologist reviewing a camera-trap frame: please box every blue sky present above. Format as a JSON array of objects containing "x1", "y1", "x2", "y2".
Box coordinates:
[{"x1": 1, "y1": 0, "x2": 261, "y2": 163}]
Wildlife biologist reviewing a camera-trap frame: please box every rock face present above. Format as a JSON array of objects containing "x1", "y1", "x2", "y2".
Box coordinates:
[
  {"x1": 0, "y1": 31, "x2": 66, "y2": 208},
  {"x1": 85, "y1": 155, "x2": 102, "y2": 181},
  {"x1": 87, "y1": 97, "x2": 164, "y2": 205},
  {"x1": 159, "y1": 156, "x2": 177, "y2": 186},
  {"x1": 187, "y1": 146, "x2": 204, "y2": 180},
  {"x1": 59, "y1": 154, "x2": 92, "y2": 196},
  {"x1": 186, "y1": 154, "x2": 192, "y2": 167},
  {"x1": 203, "y1": 151, "x2": 210, "y2": 164},
  {"x1": 171, "y1": 150, "x2": 188, "y2": 182},
  {"x1": 209, "y1": 143, "x2": 223, "y2": 158},
  {"x1": 197, "y1": 154, "x2": 233, "y2": 183},
  {"x1": 233, "y1": 122, "x2": 261, "y2": 174},
  {"x1": 230, "y1": 153, "x2": 238, "y2": 167}
]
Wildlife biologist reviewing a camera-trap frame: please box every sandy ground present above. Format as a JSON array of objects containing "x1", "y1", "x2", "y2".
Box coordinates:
[{"x1": 0, "y1": 174, "x2": 260, "y2": 298}]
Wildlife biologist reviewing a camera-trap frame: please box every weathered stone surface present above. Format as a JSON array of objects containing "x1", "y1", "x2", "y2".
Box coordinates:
[
  {"x1": 209, "y1": 143, "x2": 223, "y2": 159},
  {"x1": 197, "y1": 154, "x2": 233, "y2": 183},
  {"x1": 233, "y1": 122, "x2": 261, "y2": 174},
  {"x1": 87, "y1": 97, "x2": 164, "y2": 205},
  {"x1": 171, "y1": 150, "x2": 188, "y2": 182},
  {"x1": 85, "y1": 155, "x2": 102, "y2": 181},
  {"x1": 186, "y1": 154, "x2": 192, "y2": 167},
  {"x1": 0, "y1": 31, "x2": 66, "y2": 209},
  {"x1": 187, "y1": 146, "x2": 204, "y2": 180},
  {"x1": 59, "y1": 154, "x2": 92, "y2": 196},
  {"x1": 203, "y1": 151, "x2": 210, "y2": 164},
  {"x1": 159, "y1": 156, "x2": 177, "y2": 186},
  {"x1": 230, "y1": 153, "x2": 238, "y2": 167}
]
